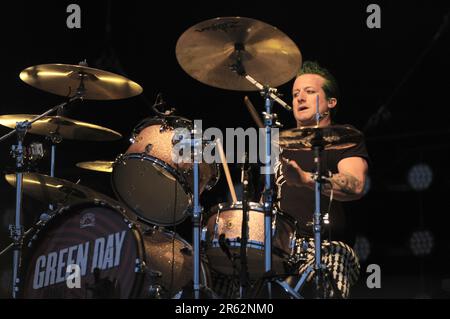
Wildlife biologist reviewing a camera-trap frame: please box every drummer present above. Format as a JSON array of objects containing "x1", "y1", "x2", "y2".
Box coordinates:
[{"x1": 275, "y1": 61, "x2": 370, "y2": 298}]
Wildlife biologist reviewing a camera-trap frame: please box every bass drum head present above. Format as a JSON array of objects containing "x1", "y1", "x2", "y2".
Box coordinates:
[
  {"x1": 20, "y1": 202, "x2": 144, "y2": 298},
  {"x1": 112, "y1": 154, "x2": 191, "y2": 226}
]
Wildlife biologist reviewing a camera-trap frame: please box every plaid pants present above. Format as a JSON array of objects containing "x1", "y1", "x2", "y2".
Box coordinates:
[
  {"x1": 294, "y1": 239, "x2": 360, "y2": 298},
  {"x1": 209, "y1": 239, "x2": 360, "y2": 299}
]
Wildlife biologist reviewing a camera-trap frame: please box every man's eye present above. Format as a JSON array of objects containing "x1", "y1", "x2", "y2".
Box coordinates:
[
  {"x1": 306, "y1": 90, "x2": 315, "y2": 94},
  {"x1": 293, "y1": 92, "x2": 299, "y2": 97}
]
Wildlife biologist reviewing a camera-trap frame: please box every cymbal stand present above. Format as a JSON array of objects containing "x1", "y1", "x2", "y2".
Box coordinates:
[
  {"x1": 191, "y1": 123, "x2": 202, "y2": 299},
  {"x1": 287, "y1": 138, "x2": 341, "y2": 298},
  {"x1": 8, "y1": 120, "x2": 26, "y2": 299},
  {"x1": 46, "y1": 133, "x2": 62, "y2": 212},
  {"x1": 0, "y1": 95, "x2": 83, "y2": 298},
  {"x1": 287, "y1": 96, "x2": 341, "y2": 299}
]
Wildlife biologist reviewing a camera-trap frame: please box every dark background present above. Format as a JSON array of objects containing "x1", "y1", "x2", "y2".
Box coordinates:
[{"x1": 0, "y1": 0, "x2": 449, "y2": 298}]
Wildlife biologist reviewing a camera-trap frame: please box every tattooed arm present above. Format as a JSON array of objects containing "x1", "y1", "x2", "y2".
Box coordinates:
[{"x1": 281, "y1": 156, "x2": 368, "y2": 201}]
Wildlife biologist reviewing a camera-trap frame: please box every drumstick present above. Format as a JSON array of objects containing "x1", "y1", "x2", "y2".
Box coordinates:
[
  {"x1": 216, "y1": 138, "x2": 238, "y2": 203},
  {"x1": 244, "y1": 96, "x2": 264, "y2": 129}
]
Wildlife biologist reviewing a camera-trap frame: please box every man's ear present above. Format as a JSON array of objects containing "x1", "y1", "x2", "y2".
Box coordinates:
[{"x1": 327, "y1": 97, "x2": 337, "y2": 109}]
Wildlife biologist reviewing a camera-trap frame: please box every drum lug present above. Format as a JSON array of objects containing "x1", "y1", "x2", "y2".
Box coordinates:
[
  {"x1": 116, "y1": 205, "x2": 127, "y2": 215},
  {"x1": 201, "y1": 226, "x2": 207, "y2": 242},
  {"x1": 94, "y1": 199, "x2": 105, "y2": 206},
  {"x1": 145, "y1": 143, "x2": 153, "y2": 154},
  {"x1": 172, "y1": 132, "x2": 185, "y2": 145},
  {"x1": 149, "y1": 269, "x2": 162, "y2": 278},
  {"x1": 160, "y1": 122, "x2": 173, "y2": 132},
  {"x1": 148, "y1": 284, "x2": 163, "y2": 299},
  {"x1": 271, "y1": 214, "x2": 277, "y2": 236},
  {"x1": 135, "y1": 258, "x2": 146, "y2": 273},
  {"x1": 130, "y1": 133, "x2": 143, "y2": 144},
  {"x1": 114, "y1": 153, "x2": 126, "y2": 166}
]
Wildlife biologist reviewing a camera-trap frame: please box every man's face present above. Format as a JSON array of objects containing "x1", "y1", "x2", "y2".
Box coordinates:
[{"x1": 292, "y1": 73, "x2": 335, "y2": 127}]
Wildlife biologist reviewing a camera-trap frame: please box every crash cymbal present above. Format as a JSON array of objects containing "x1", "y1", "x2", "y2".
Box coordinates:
[
  {"x1": 76, "y1": 161, "x2": 113, "y2": 173},
  {"x1": 176, "y1": 17, "x2": 301, "y2": 91},
  {"x1": 277, "y1": 125, "x2": 363, "y2": 151},
  {"x1": 20, "y1": 63, "x2": 143, "y2": 100},
  {"x1": 5, "y1": 173, "x2": 110, "y2": 205},
  {"x1": 0, "y1": 114, "x2": 122, "y2": 141}
]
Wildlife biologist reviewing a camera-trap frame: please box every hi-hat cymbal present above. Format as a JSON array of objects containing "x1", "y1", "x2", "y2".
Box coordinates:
[
  {"x1": 277, "y1": 125, "x2": 363, "y2": 151},
  {"x1": 20, "y1": 64, "x2": 143, "y2": 100},
  {"x1": 176, "y1": 17, "x2": 302, "y2": 91},
  {"x1": 0, "y1": 114, "x2": 122, "y2": 141},
  {"x1": 5, "y1": 173, "x2": 110, "y2": 205},
  {"x1": 76, "y1": 161, "x2": 113, "y2": 173}
]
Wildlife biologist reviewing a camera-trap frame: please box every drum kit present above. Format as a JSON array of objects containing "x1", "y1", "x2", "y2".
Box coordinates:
[{"x1": 0, "y1": 17, "x2": 362, "y2": 299}]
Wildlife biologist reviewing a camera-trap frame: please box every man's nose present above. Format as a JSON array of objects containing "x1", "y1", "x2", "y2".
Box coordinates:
[{"x1": 297, "y1": 91, "x2": 307, "y2": 102}]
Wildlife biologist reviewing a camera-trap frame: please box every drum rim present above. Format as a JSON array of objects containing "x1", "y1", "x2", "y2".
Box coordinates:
[
  {"x1": 132, "y1": 115, "x2": 193, "y2": 136},
  {"x1": 208, "y1": 201, "x2": 264, "y2": 214},
  {"x1": 111, "y1": 153, "x2": 193, "y2": 226},
  {"x1": 206, "y1": 201, "x2": 301, "y2": 232},
  {"x1": 19, "y1": 200, "x2": 146, "y2": 298}
]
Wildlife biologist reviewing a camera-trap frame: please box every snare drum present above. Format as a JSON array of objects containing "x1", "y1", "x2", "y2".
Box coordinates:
[
  {"x1": 111, "y1": 116, "x2": 219, "y2": 226},
  {"x1": 203, "y1": 201, "x2": 298, "y2": 279},
  {"x1": 20, "y1": 201, "x2": 209, "y2": 298}
]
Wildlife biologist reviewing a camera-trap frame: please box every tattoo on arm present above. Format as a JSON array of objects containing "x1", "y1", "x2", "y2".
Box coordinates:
[{"x1": 324, "y1": 173, "x2": 362, "y2": 195}]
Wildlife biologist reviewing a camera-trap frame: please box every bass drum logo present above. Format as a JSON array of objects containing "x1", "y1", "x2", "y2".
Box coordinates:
[{"x1": 80, "y1": 213, "x2": 95, "y2": 228}]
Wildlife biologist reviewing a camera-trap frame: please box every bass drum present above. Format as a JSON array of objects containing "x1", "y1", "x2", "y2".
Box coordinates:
[{"x1": 20, "y1": 201, "x2": 210, "y2": 298}]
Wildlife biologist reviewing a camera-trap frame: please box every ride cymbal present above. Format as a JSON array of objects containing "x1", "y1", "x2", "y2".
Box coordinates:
[{"x1": 176, "y1": 17, "x2": 301, "y2": 91}]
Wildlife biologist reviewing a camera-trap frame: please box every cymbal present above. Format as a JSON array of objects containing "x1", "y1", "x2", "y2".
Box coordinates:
[
  {"x1": 76, "y1": 161, "x2": 113, "y2": 173},
  {"x1": 5, "y1": 173, "x2": 110, "y2": 205},
  {"x1": 20, "y1": 64, "x2": 143, "y2": 100},
  {"x1": 277, "y1": 125, "x2": 363, "y2": 151},
  {"x1": 176, "y1": 17, "x2": 301, "y2": 91},
  {"x1": 0, "y1": 114, "x2": 122, "y2": 141}
]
